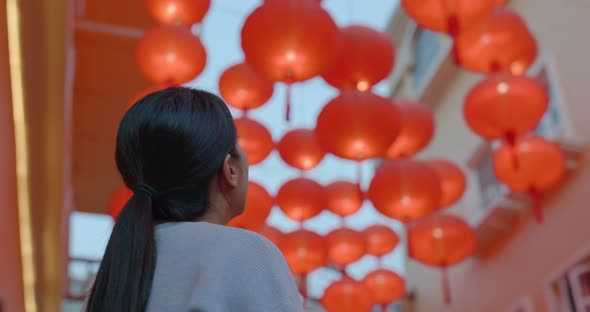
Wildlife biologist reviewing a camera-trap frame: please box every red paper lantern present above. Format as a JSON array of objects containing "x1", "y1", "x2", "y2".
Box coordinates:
[
  {"x1": 464, "y1": 73, "x2": 548, "y2": 143},
  {"x1": 219, "y1": 63, "x2": 274, "y2": 111},
  {"x1": 241, "y1": 0, "x2": 339, "y2": 83},
  {"x1": 455, "y1": 8, "x2": 537, "y2": 75},
  {"x1": 321, "y1": 25, "x2": 395, "y2": 91},
  {"x1": 227, "y1": 182, "x2": 273, "y2": 230},
  {"x1": 136, "y1": 26, "x2": 206, "y2": 85},
  {"x1": 145, "y1": 0, "x2": 211, "y2": 26},
  {"x1": 277, "y1": 178, "x2": 325, "y2": 222},
  {"x1": 368, "y1": 160, "x2": 441, "y2": 222},
  {"x1": 277, "y1": 129, "x2": 326, "y2": 170},
  {"x1": 234, "y1": 117, "x2": 274, "y2": 165},
  {"x1": 325, "y1": 181, "x2": 363, "y2": 217},
  {"x1": 277, "y1": 229, "x2": 328, "y2": 275},
  {"x1": 401, "y1": 0, "x2": 497, "y2": 35},
  {"x1": 321, "y1": 277, "x2": 374, "y2": 312},
  {"x1": 386, "y1": 99, "x2": 435, "y2": 158},
  {"x1": 426, "y1": 159, "x2": 466, "y2": 208},
  {"x1": 107, "y1": 185, "x2": 133, "y2": 220},
  {"x1": 409, "y1": 214, "x2": 477, "y2": 304},
  {"x1": 256, "y1": 225, "x2": 283, "y2": 246},
  {"x1": 493, "y1": 136, "x2": 565, "y2": 222},
  {"x1": 363, "y1": 225, "x2": 399, "y2": 258},
  {"x1": 316, "y1": 90, "x2": 401, "y2": 160},
  {"x1": 363, "y1": 269, "x2": 405, "y2": 305},
  {"x1": 326, "y1": 228, "x2": 367, "y2": 267}
]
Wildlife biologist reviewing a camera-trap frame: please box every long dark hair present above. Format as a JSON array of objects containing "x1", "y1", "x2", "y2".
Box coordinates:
[{"x1": 85, "y1": 87, "x2": 238, "y2": 312}]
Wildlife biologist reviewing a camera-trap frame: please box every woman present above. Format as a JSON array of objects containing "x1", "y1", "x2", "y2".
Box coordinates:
[{"x1": 85, "y1": 87, "x2": 303, "y2": 312}]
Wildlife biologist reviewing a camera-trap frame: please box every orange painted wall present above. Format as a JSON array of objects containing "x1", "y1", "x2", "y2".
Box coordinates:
[
  {"x1": 407, "y1": 0, "x2": 590, "y2": 311},
  {"x1": 0, "y1": 0, "x2": 25, "y2": 309}
]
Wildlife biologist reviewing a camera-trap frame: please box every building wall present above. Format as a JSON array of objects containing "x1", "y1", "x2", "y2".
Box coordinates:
[
  {"x1": 403, "y1": 0, "x2": 590, "y2": 311},
  {"x1": 0, "y1": 0, "x2": 25, "y2": 309}
]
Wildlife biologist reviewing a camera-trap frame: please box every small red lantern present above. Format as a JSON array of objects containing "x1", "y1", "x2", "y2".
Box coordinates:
[
  {"x1": 321, "y1": 277, "x2": 375, "y2": 312},
  {"x1": 363, "y1": 225, "x2": 399, "y2": 258},
  {"x1": 136, "y1": 26, "x2": 206, "y2": 85},
  {"x1": 368, "y1": 160, "x2": 441, "y2": 223},
  {"x1": 315, "y1": 90, "x2": 401, "y2": 160},
  {"x1": 464, "y1": 73, "x2": 548, "y2": 143},
  {"x1": 107, "y1": 185, "x2": 133, "y2": 220},
  {"x1": 234, "y1": 117, "x2": 274, "y2": 165},
  {"x1": 401, "y1": 0, "x2": 497, "y2": 35},
  {"x1": 256, "y1": 225, "x2": 283, "y2": 246},
  {"x1": 493, "y1": 136, "x2": 565, "y2": 222},
  {"x1": 325, "y1": 181, "x2": 363, "y2": 217},
  {"x1": 227, "y1": 182, "x2": 273, "y2": 231},
  {"x1": 455, "y1": 8, "x2": 537, "y2": 75},
  {"x1": 276, "y1": 178, "x2": 325, "y2": 222},
  {"x1": 426, "y1": 159, "x2": 466, "y2": 208},
  {"x1": 363, "y1": 269, "x2": 405, "y2": 307},
  {"x1": 326, "y1": 228, "x2": 367, "y2": 267},
  {"x1": 219, "y1": 63, "x2": 274, "y2": 111},
  {"x1": 409, "y1": 214, "x2": 477, "y2": 305},
  {"x1": 321, "y1": 25, "x2": 395, "y2": 91},
  {"x1": 277, "y1": 229, "x2": 328, "y2": 275},
  {"x1": 145, "y1": 0, "x2": 211, "y2": 26},
  {"x1": 277, "y1": 129, "x2": 326, "y2": 170},
  {"x1": 386, "y1": 99, "x2": 435, "y2": 158}
]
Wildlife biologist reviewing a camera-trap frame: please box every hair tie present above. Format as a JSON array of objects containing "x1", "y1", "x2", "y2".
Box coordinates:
[{"x1": 134, "y1": 184, "x2": 160, "y2": 200}]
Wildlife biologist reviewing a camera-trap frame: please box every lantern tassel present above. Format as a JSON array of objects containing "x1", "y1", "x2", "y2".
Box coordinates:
[
  {"x1": 442, "y1": 267, "x2": 452, "y2": 305},
  {"x1": 285, "y1": 83, "x2": 292, "y2": 121},
  {"x1": 448, "y1": 15, "x2": 461, "y2": 65},
  {"x1": 529, "y1": 187, "x2": 543, "y2": 223}
]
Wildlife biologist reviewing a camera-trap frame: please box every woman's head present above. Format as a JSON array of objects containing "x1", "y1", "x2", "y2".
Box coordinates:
[
  {"x1": 86, "y1": 87, "x2": 248, "y2": 312},
  {"x1": 116, "y1": 87, "x2": 249, "y2": 222}
]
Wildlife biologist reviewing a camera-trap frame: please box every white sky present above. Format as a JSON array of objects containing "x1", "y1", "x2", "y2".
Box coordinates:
[{"x1": 70, "y1": 0, "x2": 404, "y2": 300}]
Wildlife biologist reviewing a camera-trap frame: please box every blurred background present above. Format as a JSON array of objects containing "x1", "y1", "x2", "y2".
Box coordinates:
[{"x1": 1, "y1": 0, "x2": 589, "y2": 311}]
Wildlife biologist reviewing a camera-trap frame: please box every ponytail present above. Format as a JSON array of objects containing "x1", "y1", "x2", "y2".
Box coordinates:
[{"x1": 86, "y1": 186, "x2": 157, "y2": 312}]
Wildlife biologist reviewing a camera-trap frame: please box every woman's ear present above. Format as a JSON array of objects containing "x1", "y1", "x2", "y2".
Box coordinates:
[{"x1": 221, "y1": 154, "x2": 239, "y2": 189}]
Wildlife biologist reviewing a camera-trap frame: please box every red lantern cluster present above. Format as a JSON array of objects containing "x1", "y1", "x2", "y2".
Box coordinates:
[{"x1": 227, "y1": 181, "x2": 273, "y2": 231}]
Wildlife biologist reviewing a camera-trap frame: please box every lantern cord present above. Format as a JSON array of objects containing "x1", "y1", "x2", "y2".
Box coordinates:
[
  {"x1": 285, "y1": 83, "x2": 292, "y2": 121},
  {"x1": 381, "y1": 303, "x2": 389, "y2": 312},
  {"x1": 442, "y1": 267, "x2": 452, "y2": 305},
  {"x1": 506, "y1": 132, "x2": 520, "y2": 171},
  {"x1": 299, "y1": 273, "x2": 308, "y2": 306},
  {"x1": 448, "y1": 15, "x2": 461, "y2": 65},
  {"x1": 490, "y1": 60, "x2": 502, "y2": 73},
  {"x1": 529, "y1": 187, "x2": 543, "y2": 223},
  {"x1": 242, "y1": 108, "x2": 249, "y2": 118},
  {"x1": 356, "y1": 161, "x2": 363, "y2": 186}
]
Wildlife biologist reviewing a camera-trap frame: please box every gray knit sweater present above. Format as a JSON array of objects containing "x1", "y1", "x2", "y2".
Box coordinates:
[{"x1": 145, "y1": 222, "x2": 304, "y2": 312}]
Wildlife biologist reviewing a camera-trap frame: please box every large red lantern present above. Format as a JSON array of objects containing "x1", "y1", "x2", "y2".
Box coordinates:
[
  {"x1": 401, "y1": 0, "x2": 497, "y2": 35},
  {"x1": 316, "y1": 90, "x2": 401, "y2": 161},
  {"x1": 321, "y1": 25, "x2": 395, "y2": 91},
  {"x1": 325, "y1": 181, "x2": 363, "y2": 217},
  {"x1": 276, "y1": 178, "x2": 325, "y2": 222},
  {"x1": 426, "y1": 159, "x2": 466, "y2": 208},
  {"x1": 386, "y1": 99, "x2": 435, "y2": 158},
  {"x1": 455, "y1": 8, "x2": 537, "y2": 75},
  {"x1": 218, "y1": 63, "x2": 274, "y2": 111},
  {"x1": 326, "y1": 228, "x2": 367, "y2": 267},
  {"x1": 464, "y1": 73, "x2": 548, "y2": 143},
  {"x1": 227, "y1": 182, "x2": 273, "y2": 230},
  {"x1": 277, "y1": 129, "x2": 326, "y2": 170},
  {"x1": 368, "y1": 160, "x2": 442, "y2": 223},
  {"x1": 409, "y1": 214, "x2": 477, "y2": 304},
  {"x1": 145, "y1": 0, "x2": 210, "y2": 26},
  {"x1": 493, "y1": 136, "x2": 565, "y2": 222},
  {"x1": 321, "y1": 277, "x2": 375, "y2": 312},
  {"x1": 234, "y1": 117, "x2": 274, "y2": 165},
  {"x1": 363, "y1": 225, "x2": 399, "y2": 258},
  {"x1": 107, "y1": 185, "x2": 133, "y2": 220},
  {"x1": 241, "y1": 0, "x2": 340, "y2": 119},
  {"x1": 363, "y1": 269, "x2": 405, "y2": 307},
  {"x1": 277, "y1": 229, "x2": 328, "y2": 275},
  {"x1": 136, "y1": 26, "x2": 206, "y2": 85}
]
